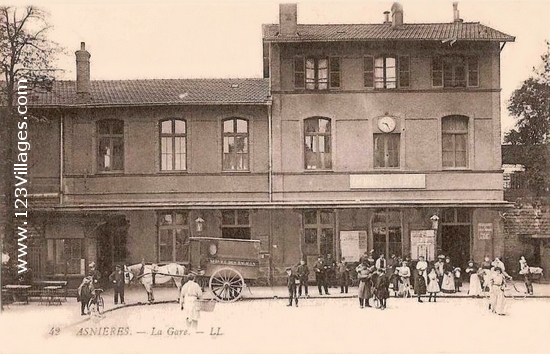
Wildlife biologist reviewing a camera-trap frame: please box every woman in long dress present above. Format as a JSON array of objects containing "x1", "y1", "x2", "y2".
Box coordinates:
[
  {"x1": 397, "y1": 261, "x2": 412, "y2": 298},
  {"x1": 441, "y1": 257, "x2": 455, "y2": 293},
  {"x1": 479, "y1": 256, "x2": 492, "y2": 291},
  {"x1": 427, "y1": 267, "x2": 440, "y2": 302},
  {"x1": 490, "y1": 267, "x2": 507, "y2": 315},
  {"x1": 465, "y1": 261, "x2": 483, "y2": 297},
  {"x1": 179, "y1": 273, "x2": 203, "y2": 331}
]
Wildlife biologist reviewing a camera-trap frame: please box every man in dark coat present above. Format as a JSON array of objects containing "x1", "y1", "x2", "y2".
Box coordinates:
[
  {"x1": 313, "y1": 255, "x2": 329, "y2": 295},
  {"x1": 296, "y1": 260, "x2": 310, "y2": 297},
  {"x1": 286, "y1": 267, "x2": 299, "y2": 307},
  {"x1": 109, "y1": 264, "x2": 125, "y2": 305},
  {"x1": 337, "y1": 257, "x2": 350, "y2": 294}
]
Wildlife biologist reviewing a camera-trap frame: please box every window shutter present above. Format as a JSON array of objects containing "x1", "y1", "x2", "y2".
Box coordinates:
[
  {"x1": 398, "y1": 55, "x2": 410, "y2": 88},
  {"x1": 294, "y1": 56, "x2": 305, "y2": 89},
  {"x1": 364, "y1": 56, "x2": 374, "y2": 88},
  {"x1": 432, "y1": 56, "x2": 443, "y2": 87}
]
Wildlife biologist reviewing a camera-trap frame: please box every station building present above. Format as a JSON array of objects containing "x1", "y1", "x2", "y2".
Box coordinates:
[{"x1": 26, "y1": 3, "x2": 515, "y2": 285}]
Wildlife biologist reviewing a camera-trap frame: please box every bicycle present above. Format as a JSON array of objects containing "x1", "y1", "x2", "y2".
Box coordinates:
[{"x1": 88, "y1": 288, "x2": 105, "y2": 314}]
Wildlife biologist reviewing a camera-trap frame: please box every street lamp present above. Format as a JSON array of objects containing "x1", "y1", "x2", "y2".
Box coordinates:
[
  {"x1": 195, "y1": 217, "x2": 205, "y2": 233},
  {"x1": 430, "y1": 214, "x2": 439, "y2": 230}
]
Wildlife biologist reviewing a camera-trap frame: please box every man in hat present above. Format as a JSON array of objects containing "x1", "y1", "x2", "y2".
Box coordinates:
[
  {"x1": 313, "y1": 255, "x2": 329, "y2": 295},
  {"x1": 88, "y1": 261, "x2": 101, "y2": 286},
  {"x1": 285, "y1": 267, "x2": 299, "y2": 307},
  {"x1": 109, "y1": 264, "x2": 125, "y2": 305},
  {"x1": 296, "y1": 259, "x2": 310, "y2": 298}
]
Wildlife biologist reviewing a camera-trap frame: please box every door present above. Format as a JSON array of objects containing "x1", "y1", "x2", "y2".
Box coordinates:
[
  {"x1": 441, "y1": 225, "x2": 470, "y2": 269},
  {"x1": 302, "y1": 209, "x2": 335, "y2": 262}
]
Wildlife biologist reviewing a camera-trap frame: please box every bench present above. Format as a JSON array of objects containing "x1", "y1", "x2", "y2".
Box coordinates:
[{"x1": 32, "y1": 281, "x2": 68, "y2": 303}]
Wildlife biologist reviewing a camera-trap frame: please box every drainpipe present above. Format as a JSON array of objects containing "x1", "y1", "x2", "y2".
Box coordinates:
[
  {"x1": 268, "y1": 102, "x2": 273, "y2": 203},
  {"x1": 59, "y1": 112, "x2": 64, "y2": 206}
]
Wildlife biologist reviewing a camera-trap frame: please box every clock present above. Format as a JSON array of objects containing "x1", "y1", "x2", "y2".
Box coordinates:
[{"x1": 377, "y1": 116, "x2": 396, "y2": 133}]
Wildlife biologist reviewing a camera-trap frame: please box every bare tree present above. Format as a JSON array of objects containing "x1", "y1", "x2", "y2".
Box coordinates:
[{"x1": 0, "y1": 6, "x2": 64, "y2": 290}]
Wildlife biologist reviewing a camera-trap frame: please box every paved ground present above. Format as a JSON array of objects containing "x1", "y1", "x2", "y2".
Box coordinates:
[{"x1": 1, "y1": 294, "x2": 549, "y2": 354}]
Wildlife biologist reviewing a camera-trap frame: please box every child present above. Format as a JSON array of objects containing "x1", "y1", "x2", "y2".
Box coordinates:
[
  {"x1": 453, "y1": 267, "x2": 462, "y2": 292},
  {"x1": 77, "y1": 276, "x2": 93, "y2": 315},
  {"x1": 427, "y1": 268, "x2": 440, "y2": 302},
  {"x1": 286, "y1": 267, "x2": 299, "y2": 307}
]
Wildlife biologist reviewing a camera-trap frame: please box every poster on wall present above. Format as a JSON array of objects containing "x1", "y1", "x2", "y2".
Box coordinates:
[
  {"x1": 410, "y1": 229, "x2": 436, "y2": 261},
  {"x1": 478, "y1": 223, "x2": 493, "y2": 240},
  {"x1": 340, "y1": 231, "x2": 367, "y2": 262}
]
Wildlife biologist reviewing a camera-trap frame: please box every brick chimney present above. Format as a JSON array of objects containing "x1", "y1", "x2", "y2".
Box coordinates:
[
  {"x1": 453, "y1": 2, "x2": 463, "y2": 22},
  {"x1": 279, "y1": 3, "x2": 297, "y2": 37},
  {"x1": 391, "y1": 2, "x2": 403, "y2": 29},
  {"x1": 75, "y1": 42, "x2": 91, "y2": 95}
]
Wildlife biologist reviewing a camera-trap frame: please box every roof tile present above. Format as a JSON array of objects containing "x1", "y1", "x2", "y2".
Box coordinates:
[
  {"x1": 262, "y1": 22, "x2": 515, "y2": 42},
  {"x1": 27, "y1": 78, "x2": 270, "y2": 107}
]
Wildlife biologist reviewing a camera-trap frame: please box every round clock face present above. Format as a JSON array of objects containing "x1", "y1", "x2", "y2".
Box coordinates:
[{"x1": 378, "y1": 117, "x2": 396, "y2": 133}]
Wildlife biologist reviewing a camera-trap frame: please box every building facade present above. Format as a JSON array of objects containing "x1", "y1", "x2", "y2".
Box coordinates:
[{"x1": 26, "y1": 3, "x2": 515, "y2": 285}]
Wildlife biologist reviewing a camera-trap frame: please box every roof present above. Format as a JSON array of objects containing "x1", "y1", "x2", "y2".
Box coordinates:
[
  {"x1": 503, "y1": 206, "x2": 550, "y2": 238},
  {"x1": 26, "y1": 78, "x2": 271, "y2": 107},
  {"x1": 262, "y1": 22, "x2": 515, "y2": 43}
]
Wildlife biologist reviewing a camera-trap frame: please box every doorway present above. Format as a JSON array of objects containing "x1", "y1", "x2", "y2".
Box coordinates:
[
  {"x1": 97, "y1": 217, "x2": 129, "y2": 284},
  {"x1": 441, "y1": 225, "x2": 470, "y2": 269}
]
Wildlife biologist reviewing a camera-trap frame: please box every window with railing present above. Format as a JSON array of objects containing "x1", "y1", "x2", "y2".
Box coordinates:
[{"x1": 304, "y1": 117, "x2": 332, "y2": 170}]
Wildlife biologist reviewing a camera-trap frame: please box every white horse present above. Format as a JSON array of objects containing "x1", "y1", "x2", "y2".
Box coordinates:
[{"x1": 124, "y1": 263, "x2": 186, "y2": 303}]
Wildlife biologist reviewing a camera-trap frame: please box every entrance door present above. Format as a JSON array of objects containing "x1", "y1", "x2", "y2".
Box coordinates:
[
  {"x1": 97, "y1": 217, "x2": 129, "y2": 283},
  {"x1": 441, "y1": 225, "x2": 470, "y2": 269},
  {"x1": 302, "y1": 210, "x2": 335, "y2": 263}
]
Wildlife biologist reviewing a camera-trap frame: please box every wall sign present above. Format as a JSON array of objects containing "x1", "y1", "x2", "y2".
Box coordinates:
[
  {"x1": 339, "y1": 231, "x2": 367, "y2": 262},
  {"x1": 478, "y1": 223, "x2": 493, "y2": 240},
  {"x1": 410, "y1": 229, "x2": 436, "y2": 261}
]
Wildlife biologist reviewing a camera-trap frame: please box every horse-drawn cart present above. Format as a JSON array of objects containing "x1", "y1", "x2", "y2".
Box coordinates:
[
  {"x1": 125, "y1": 237, "x2": 261, "y2": 304},
  {"x1": 189, "y1": 237, "x2": 261, "y2": 302}
]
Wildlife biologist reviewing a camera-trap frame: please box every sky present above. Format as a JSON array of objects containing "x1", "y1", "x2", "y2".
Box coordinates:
[{"x1": 4, "y1": 0, "x2": 550, "y2": 138}]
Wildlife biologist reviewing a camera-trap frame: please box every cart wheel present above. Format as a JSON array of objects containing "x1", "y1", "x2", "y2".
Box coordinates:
[{"x1": 209, "y1": 268, "x2": 244, "y2": 302}]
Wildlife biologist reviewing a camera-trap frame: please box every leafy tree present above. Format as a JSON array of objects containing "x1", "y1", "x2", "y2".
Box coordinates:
[
  {"x1": 0, "y1": 6, "x2": 63, "y2": 287},
  {"x1": 504, "y1": 42, "x2": 550, "y2": 196}
]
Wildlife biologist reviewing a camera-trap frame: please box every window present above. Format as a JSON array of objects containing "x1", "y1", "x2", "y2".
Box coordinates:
[
  {"x1": 221, "y1": 210, "x2": 250, "y2": 240},
  {"x1": 222, "y1": 118, "x2": 249, "y2": 171},
  {"x1": 365, "y1": 55, "x2": 409, "y2": 89},
  {"x1": 304, "y1": 117, "x2": 332, "y2": 170},
  {"x1": 98, "y1": 120, "x2": 124, "y2": 172},
  {"x1": 374, "y1": 134, "x2": 400, "y2": 168},
  {"x1": 441, "y1": 208, "x2": 471, "y2": 224},
  {"x1": 303, "y1": 210, "x2": 335, "y2": 257},
  {"x1": 160, "y1": 119, "x2": 187, "y2": 171},
  {"x1": 372, "y1": 210, "x2": 402, "y2": 258},
  {"x1": 442, "y1": 115, "x2": 468, "y2": 168},
  {"x1": 46, "y1": 239, "x2": 84, "y2": 275},
  {"x1": 158, "y1": 211, "x2": 189, "y2": 263},
  {"x1": 433, "y1": 56, "x2": 479, "y2": 88},
  {"x1": 375, "y1": 56, "x2": 396, "y2": 88},
  {"x1": 295, "y1": 56, "x2": 340, "y2": 90}
]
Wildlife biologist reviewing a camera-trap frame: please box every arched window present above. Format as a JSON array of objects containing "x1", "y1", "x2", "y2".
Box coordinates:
[
  {"x1": 304, "y1": 117, "x2": 332, "y2": 170},
  {"x1": 222, "y1": 118, "x2": 249, "y2": 171},
  {"x1": 442, "y1": 115, "x2": 469, "y2": 168},
  {"x1": 97, "y1": 119, "x2": 124, "y2": 172},
  {"x1": 160, "y1": 118, "x2": 187, "y2": 171}
]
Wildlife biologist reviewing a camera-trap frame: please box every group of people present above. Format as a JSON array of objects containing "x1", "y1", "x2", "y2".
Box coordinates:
[
  {"x1": 285, "y1": 252, "x2": 542, "y2": 316},
  {"x1": 76, "y1": 262, "x2": 126, "y2": 316}
]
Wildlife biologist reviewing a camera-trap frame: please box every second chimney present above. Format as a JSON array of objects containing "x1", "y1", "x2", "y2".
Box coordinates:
[
  {"x1": 453, "y1": 2, "x2": 462, "y2": 22},
  {"x1": 279, "y1": 3, "x2": 297, "y2": 37},
  {"x1": 75, "y1": 42, "x2": 91, "y2": 95},
  {"x1": 391, "y1": 2, "x2": 404, "y2": 28},
  {"x1": 383, "y1": 11, "x2": 390, "y2": 24}
]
